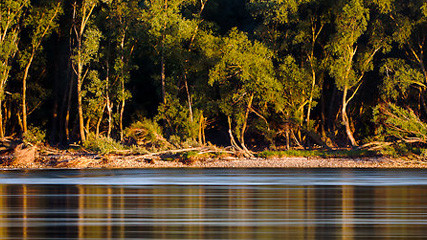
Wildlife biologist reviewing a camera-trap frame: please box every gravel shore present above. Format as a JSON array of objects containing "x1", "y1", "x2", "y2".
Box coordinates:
[
  {"x1": 87, "y1": 156, "x2": 427, "y2": 169},
  {"x1": 2, "y1": 152, "x2": 427, "y2": 169}
]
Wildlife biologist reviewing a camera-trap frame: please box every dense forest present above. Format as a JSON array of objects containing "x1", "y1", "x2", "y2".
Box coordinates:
[{"x1": 1, "y1": 0, "x2": 427, "y2": 156}]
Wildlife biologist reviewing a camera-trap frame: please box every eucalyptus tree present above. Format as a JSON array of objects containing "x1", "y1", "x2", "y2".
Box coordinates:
[
  {"x1": 142, "y1": 0, "x2": 214, "y2": 142},
  {"x1": 249, "y1": 0, "x2": 331, "y2": 147},
  {"x1": 0, "y1": 0, "x2": 30, "y2": 138},
  {"x1": 140, "y1": 0, "x2": 203, "y2": 102},
  {"x1": 70, "y1": 0, "x2": 109, "y2": 142},
  {"x1": 327, "y1": 0, "x2": 390, "y2": 146},
  {"x1": 92, "y1": 0, "x2": 140, "y2": 140},
  {"x1": 110, "y1": 0, "x2": 140, "y2": 141},
  {"x1": 208, "y1": 29, "x2": 283, "y2": 155},
  {"x1": 374, "y1": 0, "x2": 427, "y2": 148},
  {"x1": 379, "y1": 0, "x2": 427, "y2": 113},
  {"x1": 19, "y1": 0, "x2": 62, "y2": 134},
  {"x1": 141, "y1": 0, "x2": 183, "y2": 104}
]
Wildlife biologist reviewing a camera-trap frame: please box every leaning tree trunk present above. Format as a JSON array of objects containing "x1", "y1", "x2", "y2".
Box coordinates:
[
  {"x1": 342, "y1": 86, "x2": 357, "y2": 147},
  {"x1": 240, "y1": 94, "x2": 254, "y2": 155}
]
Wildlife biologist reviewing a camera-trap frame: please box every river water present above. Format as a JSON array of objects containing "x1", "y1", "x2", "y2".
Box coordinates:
[{"x1": 0, "y1": 168, "x2": 426, "y2": 239}]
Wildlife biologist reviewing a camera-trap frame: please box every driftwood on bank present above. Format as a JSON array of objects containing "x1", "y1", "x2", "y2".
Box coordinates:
[{"x1": 132, "y1": 146, "x2": 234, "y2": 160}]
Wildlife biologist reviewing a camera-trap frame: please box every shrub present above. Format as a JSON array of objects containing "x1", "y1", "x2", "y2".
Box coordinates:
[
  {"x1": 179, "y1": 151, "x2": 212, "y2": 164},
  {"x1": 23, "y1": 126, "x2": 46, "y2": 145},
  {"x1": 83, "y1": 134, "x2": 125, "y2": 154},
  {"x1": 257, "y1": 149, "x2": 377, "y2": 158},
  {"x1": 125, "y1": 118, "x2": 169, "y2": 148},
  {"x1": 155, "y1": 95, "x2": 199, "y2": 141}
]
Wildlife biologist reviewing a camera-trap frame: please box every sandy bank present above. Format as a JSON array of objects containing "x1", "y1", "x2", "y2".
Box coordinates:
[
  {"x1": 2, "y1": 153, "x2": 427, "y2": 169},
  {"x1": 93, "y1": 156, "x2": 427, "y2": 169}
]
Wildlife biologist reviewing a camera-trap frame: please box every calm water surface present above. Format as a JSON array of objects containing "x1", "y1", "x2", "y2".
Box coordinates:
[{"x1": 0, "y1": 168, "x2": 425, "y2": 239}]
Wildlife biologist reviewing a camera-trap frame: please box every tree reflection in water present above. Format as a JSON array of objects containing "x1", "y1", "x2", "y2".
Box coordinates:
[{"x1": 0, "y1": 170, "x2": 425, "y2": 239}]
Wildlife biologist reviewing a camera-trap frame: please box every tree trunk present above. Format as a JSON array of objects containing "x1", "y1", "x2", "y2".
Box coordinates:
[
  {"x1": 119, "y1": 86, "x2": 125, "y2": 142},
  {"x1": 183, "y1": 73, "x2": 193, "y2": 122},
  {"x1": 85, "y1": 117, "x2": 90, "y2": 136},
  {"x1": 105, "y1": 60, "x2": 112, "y2": 139},
  {"x1": 77, "y1": 62, "x2": 85, "y2": 142},
  {"x1": 22, "y1": 51, "x2": 35, "y2": 134},
  {"x1": 107, "y1": 95, "x2": 112, "y2": 139},
  {"x1": 160, "y1": 0, "x2": 168, "y2": 103},
  {"x1": 228, "y1": 117, "x2": 243, "y2": 152},
  {"x1": 161, "y1": 42, "x2": 166, "y2": 103},
  {"x1": 0, "y1": 99, "x2": 3, "y2": 139},
  {"x1": 342, "y1": 86, "x2": 357, "y2": 146},
  {"x1": 65, "y1": 75, "x2": 73, "y2": 141},
  {"x1": 285, "y1": 123, "x2": 290, "y2": 150},
  {"x1": 96, "y1": 102, "x2": 106, "y2": 138},
  {"x1": 198, "y1": 113, "x2": 206, "y2": 145},
  {"x1": 240, "y1": 94, "x2": 254, "y2": 154},
  {"x1": 306, "y1": 69, "x2": 316, "y2": 128}
]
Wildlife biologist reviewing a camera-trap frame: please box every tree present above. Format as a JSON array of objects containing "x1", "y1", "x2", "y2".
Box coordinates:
[
  {"x1": 142, "y1": 0, "x2": 213, "y2": 142},
  {"x1": 108, "y1": 0, "x2": 139, "y2": 141},
  {"x1": 327, "y1": 0, "x2": 385, "y2": 146},
  {"x1": 249, "y1": 0, "x2": 332, "y2": 147},
  {"x1": 70, "y1": 0, "x2": 107, "y2": 142},
  {"x1": 141, "y1": 0, "x2": 201, "y2": 103},
  {"x1": 208, "y1": 29, "x2": 283, "y2": 155},
  {"x1": 379, "y1": 1, "x2": 427, "y2": 114},
  {"x1": 374, "y1": 0, "x2": 427, "y2": 152},
  {"x1": 19, "y1": 1, "x2": 62, "y2": 134},
  {"x1": 0, "y1": 0, "x2": 30, "y2": 138}
]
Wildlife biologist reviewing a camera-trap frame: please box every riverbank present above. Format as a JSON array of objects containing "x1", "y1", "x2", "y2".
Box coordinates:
[
  {"x1": 2, "y1": 151, "x2": 427, "y2": 169},
  {"x1": 92, "y1": 156, "x2": 427, "y2": 169},
  {"x1": 1, "y1": 143, "x2": 427, "y2": 169}
]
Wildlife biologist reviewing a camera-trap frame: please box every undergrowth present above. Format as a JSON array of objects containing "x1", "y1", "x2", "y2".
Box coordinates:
[
  {"x1": 83, "y1": 134, "x2": 127, "y2": 154},
  {"x1": 257, "y1": 149, "x2": 378, "y2": 159}
]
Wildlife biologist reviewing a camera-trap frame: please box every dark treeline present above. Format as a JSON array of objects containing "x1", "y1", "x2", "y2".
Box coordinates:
[{"x1": 1, "y1": 0, "x2": 427, "y2": 154}]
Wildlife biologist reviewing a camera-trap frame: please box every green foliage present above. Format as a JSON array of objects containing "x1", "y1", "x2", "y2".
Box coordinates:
[
  {"x1": 372, "y1": 0, "x2": 393, "y2": 14},
  {"x1": 155, "y1": 95, "x2": 199, "y2": 140},
  {"x1": 22, "y1": 126, "x2": 46, "y2": 145},
  {"x1": 208, "y1": 28, "x2": 282, "y2": 139},
  {"x1": 374, "y1": 103, "x2": 427, "y2": 144},
  {"x1": 278, "y1": 55, "x2": 311, "y2": 118},
  {"x1": 82, "y1": 70, "x2": 105, "y2": 120},
  {"x1": 179, "y1": 150, "x2": 211, "y2": 164},
  {"x1": 83, "y1": 133, "x2": 125, "y2": 154},
  {"x1": 380, "y1": 58, "x2": 425, "y2": 101},
  {"x1": 328, "y1": 0, "x2": 369, "y2": 91},
  {"x1": 249, "y1": 0, "x2": 312, "y2": 24},
  {"x1": 257, "y1": 149, "x2": 375, "y2": 158},
  {"x1": 22, "y1": 1, "x2": 62, "y2": 54},
  {"x1": 0, "y1": 0, "x2": 30, "y2": 98},
  {"x1": 72, "y1": 27, "x2": 102, "y2": 68},
  {"x1": 141, "y1": 0, "x2": 201, "y2": 59}
]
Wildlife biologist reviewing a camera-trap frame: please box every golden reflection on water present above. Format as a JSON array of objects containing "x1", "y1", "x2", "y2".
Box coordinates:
[{"x1": 0, "y1": 184, "x2": 425, "y2": 239}]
